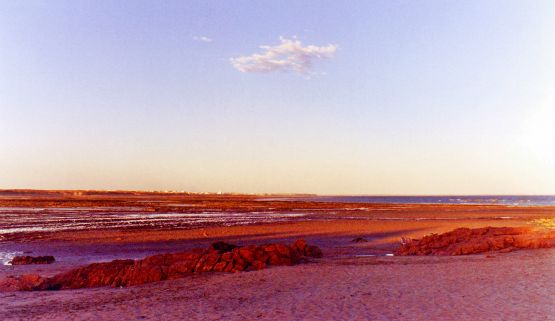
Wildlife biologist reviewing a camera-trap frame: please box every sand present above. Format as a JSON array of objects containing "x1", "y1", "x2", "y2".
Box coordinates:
[
  {"x1": 1, "y1": 192, "x2": 554, "y2": 320},
  {"x1": 1, "y1": 249, "x2": 553, "y2": 321}
]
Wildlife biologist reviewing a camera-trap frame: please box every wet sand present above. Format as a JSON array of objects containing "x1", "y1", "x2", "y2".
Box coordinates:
[{"x1": 1, "y1": 191, "x2": 554, "y2": 320}]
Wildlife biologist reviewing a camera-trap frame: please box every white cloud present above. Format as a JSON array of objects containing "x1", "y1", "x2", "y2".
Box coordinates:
[
  {"x1": 193, "y1": 36, "x2": 213, "y2": 43},
  {"x1": 230, "y1": 37, "x2": 337, "y2": 75}
]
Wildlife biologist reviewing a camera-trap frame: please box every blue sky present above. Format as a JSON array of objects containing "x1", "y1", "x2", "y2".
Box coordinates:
[{"x1": 1, "y1": 1, "x2": 555, "y2": 194}]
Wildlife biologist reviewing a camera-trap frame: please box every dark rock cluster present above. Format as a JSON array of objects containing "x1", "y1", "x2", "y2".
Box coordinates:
[
  {"x1": 350, "y1": 237, "x2": 368, "y2": 243},
  {"x1": 395, "y1": 227, "x2": 555, "y2": 256},
  {"x1": 10, "y1": 256, "x2": 55, "y2": 265},
  {"x1": 1, "y1": 239, "x2": 322, "y2": 291}
]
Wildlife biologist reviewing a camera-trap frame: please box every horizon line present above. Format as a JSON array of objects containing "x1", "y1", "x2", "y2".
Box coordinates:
[{"x1": 1, "y1": 189, "x2": 554, "y2": 197}]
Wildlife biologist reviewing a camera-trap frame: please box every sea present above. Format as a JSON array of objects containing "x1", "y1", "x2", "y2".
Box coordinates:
[
  {"x1": 1, "y1": 195, "x2": 554, "y2": 256},
  {"x1": 292, "y1": 195, "x2": 555, "y2": 207}
]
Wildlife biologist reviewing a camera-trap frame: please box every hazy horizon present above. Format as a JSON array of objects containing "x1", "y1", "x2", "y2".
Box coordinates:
[
  {"x1": 3, "y1": 189, "x2": 555, "y2": 198},
  {"x1": 2, "y1": 1, "x2": 555, "y2": 194}
]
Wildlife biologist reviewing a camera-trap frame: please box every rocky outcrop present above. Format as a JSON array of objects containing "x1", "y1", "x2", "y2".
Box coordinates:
[
  {"x1": 0, "y1": 274, "x2": 45, "y2": 291},
  {"x1": 350, "y1": 237, "x2": 368, "y2": 243},
  {"x1": 3, "y1": 240, "x2": 322, "y2": 291},
  {"x1": 395, "y1": 227, "x2": 555, "y2": 256},
  {"x1": 10, "y1": 256, "x2": 55, "y2": 265}
]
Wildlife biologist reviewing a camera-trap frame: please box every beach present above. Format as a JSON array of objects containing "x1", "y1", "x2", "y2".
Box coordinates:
[
  {"x1": 1, "y1": 191, "x2": 554, "y2": 320},
  {"x1": 3, "y1": 249, "x2": 554, "y2": 321},
  {"x1": 5, "y1": 1, "x2": 555, "y2": 319}
]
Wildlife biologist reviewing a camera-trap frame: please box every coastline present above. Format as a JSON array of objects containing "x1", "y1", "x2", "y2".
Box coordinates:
[{"x1": 1, "y1": 193, "x2": 554, "y2": 320}]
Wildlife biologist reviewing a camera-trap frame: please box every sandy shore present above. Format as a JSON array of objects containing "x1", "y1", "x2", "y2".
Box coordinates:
[
  {"x1": 1, "y1": 221, "x2": 554, "y2": 321},
  {"x1": 1, "y1": 192, "x2": 554, "y2": 320},
  {"x1": 1, "y1": 248, "x2": 553, "y2": 321}
]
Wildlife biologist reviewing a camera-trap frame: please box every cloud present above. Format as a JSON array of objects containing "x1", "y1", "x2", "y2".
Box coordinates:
[
  {"x1": 230, "y1": 37, "x2": 337, "y2": 75},
  {"x1": 193, "y1": 36, "x2": 213, "y2": 43}
]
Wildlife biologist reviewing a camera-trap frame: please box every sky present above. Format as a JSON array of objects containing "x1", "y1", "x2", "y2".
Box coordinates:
[{"x1": 1, "y1": 1, "x2": 555, "y2": 194}]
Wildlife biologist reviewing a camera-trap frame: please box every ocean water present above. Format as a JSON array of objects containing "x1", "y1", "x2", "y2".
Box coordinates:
[{"x1": 294, "y1": 195, "x2": 555, "y2": 206}]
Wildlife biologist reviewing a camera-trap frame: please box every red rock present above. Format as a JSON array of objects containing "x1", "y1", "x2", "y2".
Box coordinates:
[
  {"x1": 150, "y1": 254, "x2": 170, "y2": 265},
  {"x1": 289, "y1": 248, "x2": 302, "y2": 262},
  {"x1": 395, "y1": 227, "x2": 555, "y2": 256},
  {"x1": 167, "y1": 260, "x2": 197, "y2": 278},
  {"x1": 350, "y1": 237, "x2": 368, "y2": 243},
  {"x1": 193, "y1": 254, "x2": 209, "y2": 273},
  {"x1": 279, "y1": 257, "x2": 293, "y2": 266},
  {"x1": 0, "y1": 274, "x2": 45, "y2": 291},
  {"x1": 10, "y1": 256, "x2": 55, "y2": 265},
  {"x1": 268, "y1": 253, "x2": 282, "y2": 265},
  {"x1": 254, "y1": 248, "x2": 269, "y2": 262},
  {"x1": 14, "y1": 240, "x2": 324, "y2": 291},
  {"x1": 267, "y1": 253, "x2": 293, "y2": 266},
  {"x1": 41, "y1": 259, "x2": 135, "y2": 290},
  {"x1": 223, "y1": 261, "x2": 235, "y2": 273},
  {"x1": 231, "y1": 257, "x2": 247, "y2": 272},
  {"x1": 209, "y1": 241, "x2": 237, "y2": 253},
  {"x1": 166, "y1": 252, "x2": 202, "y2": 265},
  {"x1": 212, "y1": 261, "x2": 228, "y2": 272},
  {"x1": 263, "y1": 244, "x2": 277, "y2": 252},
  {"x1": 198, "y1": 253, "x2": 221, "y2": 272},
  {"x1": 304, "y1": 245, "x2": 323, "y2": 258},
  {"x1": 221, "y1": 252, "x2": 234, "y2": 262},
  {"x1": 238, "y1": 248, "x2": 255, "y2": 263},
  {"x1": 249, "y1": 260, "x2": 266, "y2": 270},
  {"x1": 275, "y1": 244, "x2": 291, "y2": 257},
  {"x1": 293, "y1": 239, "x2": 307, "y2": 252},
  {"x1": 124, "y1": 262, "x2": 167, "y2": 286}
]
